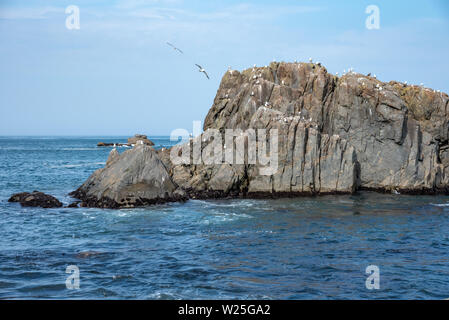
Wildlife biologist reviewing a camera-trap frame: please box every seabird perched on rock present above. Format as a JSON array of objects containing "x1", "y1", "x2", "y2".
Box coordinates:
[
  {"x1": 309, "y1": 58, "x2": 313, "y2": 63},
  {"x1": 336, "y1": 72, "x2": 339, "y2": 76},
  {"x1": 166, "y1": 42, "x2": 183, "y2": 54},
  {"x1": 195, "y1": 64, "x2": 210, "y2": 79},
  {"x1": 264, "y1": 101, "x2": 269, "y2": 107},
  {"x1": 373, "y1": 74, "x2": 377, "y2": 78},
  {"x1": 137, "y1": 140, "x2": 144, "y2": 145},
  {"x1": 250, "y1": 91, "x2": 255, "y2": 96}
]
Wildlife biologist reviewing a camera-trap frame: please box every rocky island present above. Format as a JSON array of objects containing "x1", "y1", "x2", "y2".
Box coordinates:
[{"x1": 70, "y1": 61, "x2": 449, "y2": 208}]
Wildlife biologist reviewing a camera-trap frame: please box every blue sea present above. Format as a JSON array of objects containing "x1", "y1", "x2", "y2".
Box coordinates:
[{"x1": 0, "y1": 137, "x2": 449, "y2": 299}]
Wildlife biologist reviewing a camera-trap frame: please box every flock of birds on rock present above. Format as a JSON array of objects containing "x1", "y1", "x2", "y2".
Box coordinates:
[{"x1": 166, "y1": 44, "x2": 445, "y2": 98}]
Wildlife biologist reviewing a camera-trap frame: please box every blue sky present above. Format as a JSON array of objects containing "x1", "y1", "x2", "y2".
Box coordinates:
[{"x1": 0, "y1": 0, "x2": 448, "y2": 135}]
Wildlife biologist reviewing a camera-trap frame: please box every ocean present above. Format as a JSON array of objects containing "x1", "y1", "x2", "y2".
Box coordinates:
[{"x1": 0, "y1": 136, "x2": 448, "y2": 299}]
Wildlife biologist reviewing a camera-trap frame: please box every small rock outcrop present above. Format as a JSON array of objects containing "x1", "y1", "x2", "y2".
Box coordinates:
[
  {"x1": 127, "y1": 134, "x2": 154, "y2": 146},
  {"x1": 72, "y1": 61, "x2": 449, "y2": 208},
  {"x1": 8, "y1": 191, "x2": 63, "y2": 208},
  {"x1": 97, "y1": 134, "x2": 154, "y2": 147},
  {"x1": 70, "y1": 145, "x2": 186, "y2": 208}
]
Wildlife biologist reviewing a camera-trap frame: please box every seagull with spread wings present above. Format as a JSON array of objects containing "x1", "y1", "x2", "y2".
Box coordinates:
[
  {"x1": 195, "y1": 64, "x2": 210, "y2": 79},
  {"x1": 166, "y1": 42, "x2": 183, "y2": 54}
]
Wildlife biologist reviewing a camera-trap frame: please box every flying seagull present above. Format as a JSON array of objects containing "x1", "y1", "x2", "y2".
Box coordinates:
[
  {"x1": 166, "y1": 42, "x2": 183, "y2": 54},
  {"x1": 195, "y1": 64, "x2": 210, "y2": 79}
]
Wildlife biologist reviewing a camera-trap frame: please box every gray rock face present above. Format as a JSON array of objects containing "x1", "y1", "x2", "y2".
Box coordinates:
[
  {"x1": 8, "y1": 191, "x2": 63, "y2": 208},
  {"x1": 196, "y1": 62, "x2": 449, "y2": 194},
  {"x1": 166, "y1": 106, "x2": 357, "y2": 198},
  {"x1": 74, "y1": 61, "x2": 449, "y2": 208},
  {"x1": 71, "y1": 145, "x2": 186, "y2": 208}
]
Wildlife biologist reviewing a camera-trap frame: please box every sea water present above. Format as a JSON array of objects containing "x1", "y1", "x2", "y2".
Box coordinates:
[{"x1": 0, "y1": 137, "x2": 448, "y2": 299}]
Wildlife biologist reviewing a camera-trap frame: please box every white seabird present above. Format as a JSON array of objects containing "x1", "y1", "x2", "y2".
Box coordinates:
[
  {"x1": 166, "y1": 42, "x2": 183, "y2": 54},
  {"x1": 309, "y1": 58, "x2": 313, "y2": 63},
  {"x1": 195, "y1": 64, "x2": 210, "y2": 79}
]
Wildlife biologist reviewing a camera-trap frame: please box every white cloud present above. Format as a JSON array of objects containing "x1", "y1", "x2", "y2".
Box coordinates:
[{"x1": 0, "y1": 6, "x2": 61, "y2": 20}]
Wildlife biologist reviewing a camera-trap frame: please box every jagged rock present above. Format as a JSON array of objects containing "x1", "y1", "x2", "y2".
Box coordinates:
[
  {"x1": 201, "y1": 62, "x2": 449, "y2": 194},
  {"x1": 74, "y1": 61, "x2": 449, "y2": 208},
  {"x1": 70, "y1": 144, "x2": 186, "y2": 208},
  {"x1": 8, "y1": 191, "x2": 63, "y2": 208}
]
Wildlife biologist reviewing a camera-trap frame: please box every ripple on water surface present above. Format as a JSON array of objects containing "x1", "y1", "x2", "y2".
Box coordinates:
[{"x1": 1, "y1": 138, "x2": 449, "y2": 299}]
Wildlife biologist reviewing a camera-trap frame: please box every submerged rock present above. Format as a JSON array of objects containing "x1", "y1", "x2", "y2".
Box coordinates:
[
  {"x1": 67, "y1": 202, "x2": 80, "y2": 208},
  {"x1": 73, "y1": 61, "x2": 449, "y2": 208},
  {"x1": 8, "y1": 191, "x2": 63, "y2": 208}
]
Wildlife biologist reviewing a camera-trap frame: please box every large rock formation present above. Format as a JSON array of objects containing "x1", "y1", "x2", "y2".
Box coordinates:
[{"x1": 72, "y1": 61, "x2": 449, "y2": 208}]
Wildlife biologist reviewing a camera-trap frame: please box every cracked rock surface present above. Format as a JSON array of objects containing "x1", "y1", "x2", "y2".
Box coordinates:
[{"x1": 73, "y1": 62, "x2": 449, "y2": 207}]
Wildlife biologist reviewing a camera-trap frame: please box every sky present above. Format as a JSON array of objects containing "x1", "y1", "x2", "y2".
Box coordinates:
[{"x1": 0, "y1": 0, "x2": 448, "y2": 136}]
